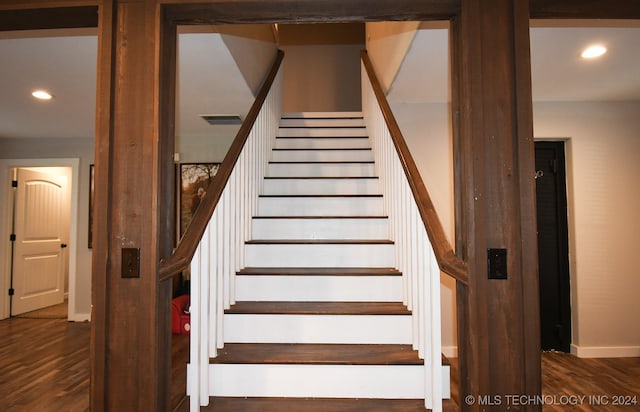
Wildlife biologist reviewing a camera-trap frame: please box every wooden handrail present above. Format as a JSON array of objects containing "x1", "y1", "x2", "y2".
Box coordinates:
[
  {"x1": 361, "y1": 50, "x2": 469, "y2": 285},
  {"x1": 159, "y1": 50, "x2": 284, "y2": 282}
]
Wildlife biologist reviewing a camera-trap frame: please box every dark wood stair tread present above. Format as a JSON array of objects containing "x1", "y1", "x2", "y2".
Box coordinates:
[
  {"x1": 246, "y1": 239, "x2": 393, "y2": 245},
  {"x1": 281, "y1": 116, "x2": 364, "y2": 120},
  {"x1": 264, "y1": 176, "x2": 378, "y2": 179},
  {"x1": 276, "y1": 131, "x2": 368, "y2": 133},
  {"x1": 225, "y1": 301, "x2": 410, "y2": 315},
  {"x1": 269, "y1": 161, "x2": 375, "y2": 164},
  {"x1": 198, "y1": 397, "x2": 435, "y2": 412},
  {"x1": 237, "y1": 267, "x2": 401, "y2": 276},
  {"x1": 252, "y1": 216, "x2": 388, "y2": 219},
  {"x1": 273, "y1": 148, "x2": 372, "y2": 151},
  {"x1": 211, "y1": 343, "x2": 421, "y2": 365},
  {"x1": 259, "y1": 194, "x2": 382, "y2": 198}
]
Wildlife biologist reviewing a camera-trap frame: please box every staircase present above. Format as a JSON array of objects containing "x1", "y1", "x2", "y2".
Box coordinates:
[{"x1": 190, "y1": 112, "x2": 450, "y2": 410}]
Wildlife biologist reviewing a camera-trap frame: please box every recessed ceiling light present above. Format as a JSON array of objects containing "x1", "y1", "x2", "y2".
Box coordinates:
[
  {"x1": 581, "y1": 45, "x2": 607, "y2": 59},
  {"x1": 32, "y1": 90, "x2": 53, "y2": 100}
]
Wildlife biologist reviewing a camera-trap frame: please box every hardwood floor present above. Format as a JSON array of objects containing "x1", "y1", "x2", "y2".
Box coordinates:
[
  {"x1": 541, "y1": 351, "x2": 640, "y2": 411},
  {"x1": 1, "y1": 313, "x2": 638, "y2": 411},
  {"x1": 0, "y1": 317, "x2": 90, "y2": 411},
  {"x1": 0, "y1": 313, "x2": 190, "y2": 412}
]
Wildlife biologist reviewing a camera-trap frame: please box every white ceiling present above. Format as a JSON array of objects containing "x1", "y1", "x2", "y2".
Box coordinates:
[
  {"x1": 388, "y1": 23, "x2": 640, "y2": 103},
  {"x1": 0, "y1": 32, "x2": 97, "y2": 139},
  {"x1": 1, "y1": 23, "x2": 639, "y2": 140}
]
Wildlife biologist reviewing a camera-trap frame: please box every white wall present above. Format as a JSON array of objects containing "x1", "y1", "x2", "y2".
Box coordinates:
[
  {"x1": 219, "y1": 25, "x2": 279, "y2": 96},
  {"x1": 368, "y1": 21, "x2": 640, "y2": 358},
  {"x1": 0, "y1": 137, "x2": 94, "y2": 320},
  {"x1": 282, "y1": 44, "x2": 362, "y2": 112},
  {"x1": 387, "y1": 100, "x2": 640, "y2": 358},
  {"x1": 534, "y1": 101, "x2": 640, "y2": 357},
  {"x1": 366, "y1": 22, "x2": 420, "y2": 93},
  {"x1": 177, "y1": 28, "x2": 278, "y2": 164},
  {"x1": 367, "y1": 22, "x2": 459, "y2": 356}
]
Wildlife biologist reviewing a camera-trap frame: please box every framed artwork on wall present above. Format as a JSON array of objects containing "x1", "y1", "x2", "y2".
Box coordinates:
[{"x1": 178, "y1": 163, "x2": 220, "y2": 238}]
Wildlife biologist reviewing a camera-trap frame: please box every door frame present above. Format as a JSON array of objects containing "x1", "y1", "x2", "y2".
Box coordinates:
[{"x1": 0, "y1": 158, "x2": 81, "y2": 321}]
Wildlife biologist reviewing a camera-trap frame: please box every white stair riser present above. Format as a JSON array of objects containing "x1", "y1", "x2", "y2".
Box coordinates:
[
  {"x1": 208, "y1": 364, "x2": 425, "y2": 398},
  {"x1": 280, "y1": 118, "x2": 364, "y2": 127},
  {"x1": 235, "y1": 275, "x2": 403, "y2": 302},
  {"x1": 245, "y1": 243, "x2": 394, "y2": 268},
  {"x1": 263, "y1": 178, "x2": 380, "y2": 196},
  {"x1": 267, "y1": 162, "x2": 376, "y2": 177},
  {"x1": 275, "y1": 137, "x2": 370, "y2": 149},
  {"x1": 258, "y1": 196, "x2": 384, "y2": 216},
  {"x1": 278, "y1": 128, "x2": 367, "y2": 138},
  {"x1": 224, "y1": 314, "x2": 412, "y2": 344},
  {"x1": 283, "y1": 111, "x2": 363, "y2": 119},
  {"x1": 271, "y1": 149, "x2": 373, "y2": 162},
  {"x1": 188, "y1": 365, "x2": 451, "y2": 399},
  {"x1": 252, "y1": 218, "x2": 388, "y2": 240}
]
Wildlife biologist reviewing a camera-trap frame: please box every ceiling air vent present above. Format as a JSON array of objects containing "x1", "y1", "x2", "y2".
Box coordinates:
[{"x1": 200, "y1": 114, "x2": 243, "y2": 125}]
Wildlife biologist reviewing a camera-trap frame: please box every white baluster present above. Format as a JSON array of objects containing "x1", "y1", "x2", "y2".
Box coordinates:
[
  {"x1": 216, "y1": 204, "x2": 224, "y2": 349},
  {"x1": 189, "y1": 242, "x2": 201, "y2": 411},
  {"x1": 199, "y1": 225, "x2": 210, "y2": 406},
  {"x1": 430, "y1": 244, "x2": 442, "y2": 411}
]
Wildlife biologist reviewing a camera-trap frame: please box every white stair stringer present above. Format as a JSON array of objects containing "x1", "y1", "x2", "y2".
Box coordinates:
[{"x1": 193, "y1": 112, "x2": 450, "y2": 408}]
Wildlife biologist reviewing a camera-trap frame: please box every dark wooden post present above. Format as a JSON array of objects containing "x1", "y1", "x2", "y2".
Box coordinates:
[
  {"x1": 452, "y1": 0, "x2": 541, "y2": 410},
  {"x1": 90, "y1": 0, "x2": 176, "y2": 410}
]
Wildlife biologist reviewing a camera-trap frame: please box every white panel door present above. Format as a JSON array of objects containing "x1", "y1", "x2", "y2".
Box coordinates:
[{"x1": 11, "y1": 168, "x2": 66, "y2": 315}]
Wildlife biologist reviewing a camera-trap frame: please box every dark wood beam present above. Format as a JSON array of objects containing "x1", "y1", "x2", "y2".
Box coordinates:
[
  {"x1": 531, "y1": 0, "x2": 640, "y2": 19},
  {"x1": 452, "y1": 0, "x2": 541, "y2": 410},
  {"x1": 0, "y1": 5, "x2": 98, "y2": 30},
  {"x1": 164, "y1": 0, "x2": 461, "y2": 24}
]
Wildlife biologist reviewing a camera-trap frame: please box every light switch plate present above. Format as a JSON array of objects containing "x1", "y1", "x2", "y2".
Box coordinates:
[{"x1": 122, "y1": 248, "x2": 140, "y2": 278}]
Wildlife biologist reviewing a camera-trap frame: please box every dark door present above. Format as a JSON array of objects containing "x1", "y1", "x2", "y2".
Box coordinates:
[{"x1": 535, "y1": 141, "x2": 571, "y2": 352}]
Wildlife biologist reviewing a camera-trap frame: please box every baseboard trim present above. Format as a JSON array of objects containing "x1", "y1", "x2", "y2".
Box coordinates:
[
  {"x1": 570, "y1": 344, "x2": 640, "y2": 358},
  {"x1": 442, "y1": 346, "x2": 458, "y2": 358},
  {"x1": 69, "y1": 312, "x2": 91, "y2": 322}
]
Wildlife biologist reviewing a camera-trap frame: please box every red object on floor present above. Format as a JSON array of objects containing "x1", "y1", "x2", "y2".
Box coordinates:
[{"x1": 172, "y1": 295, "x2": 191, "y2": 334}]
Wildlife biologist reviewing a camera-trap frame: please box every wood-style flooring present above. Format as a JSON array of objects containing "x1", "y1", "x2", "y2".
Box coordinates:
[
  {"x1": 0, "y1": 304, "x2": 190, "y2": 412},
  {"x1": 1, "y1": 311, "x2": 638, "y2": 411}
]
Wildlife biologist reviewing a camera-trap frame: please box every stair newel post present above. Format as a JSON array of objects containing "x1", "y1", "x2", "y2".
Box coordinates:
[
  {"x1": 202, "y1": 224, "x2": 213, "y2": 405},
  {"x1": 420, "y1": 244, "x2": 432, "y2": 409},
  {"x1": 430, "y1": 244, "x2": 443, "y2": 411},
  {"x1": 189, "y1": 223, "x2": 211, "y2": 408},
  {"x1": 189, "y1": 243, "x2": 201, "y2": 411}
]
